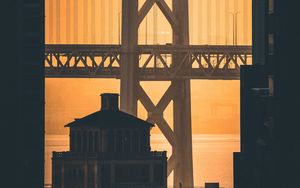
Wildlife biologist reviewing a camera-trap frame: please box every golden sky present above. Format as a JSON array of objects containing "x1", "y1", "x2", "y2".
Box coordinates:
[{"x1": 45, "y1": 0, "x2": 251, "y2": 135}]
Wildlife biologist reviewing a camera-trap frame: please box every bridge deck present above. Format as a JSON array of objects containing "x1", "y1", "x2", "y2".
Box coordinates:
[{"x1": 45, "y1": 45, "x2": 252, "y2": 80}]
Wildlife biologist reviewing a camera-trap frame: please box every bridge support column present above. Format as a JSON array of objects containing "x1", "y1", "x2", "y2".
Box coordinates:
[
  {"x1": 172, "y1": 0, "x2": 194, "y2": 187},
  {"x1": 45, "y1": 1, "x2": 252, "y2": 187},
  {"x1": 121, "y1": 0, "x2": 194, "y2": 187},
  {"x1": 120, "y1": 0, "x2": 139, "y2": 115},
  {"x1": 172, "y1": 80, "x2": 193, "y2": 187}
]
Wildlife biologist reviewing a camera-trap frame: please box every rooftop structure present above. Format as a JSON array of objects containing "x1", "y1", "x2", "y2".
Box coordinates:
[{"x1": 52, "y1": 93, "x2": 167, "y2": 188}]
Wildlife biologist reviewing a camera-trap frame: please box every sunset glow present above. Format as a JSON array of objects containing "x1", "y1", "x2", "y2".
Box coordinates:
[
  {"x1": 45, "y1": 0, "x2": 252, "y2": 187},
  {"x1": 45, "y1": 0, "x2": 251, "y2": 135}
]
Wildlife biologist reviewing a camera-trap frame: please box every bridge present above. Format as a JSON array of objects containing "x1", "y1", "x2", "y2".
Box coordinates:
[
  {"x1": 45, "y1": 0, "x2": 252, "y2": 187},
  {"x1": 45, "y1": 44, "x2": 251, "y2": 80}
]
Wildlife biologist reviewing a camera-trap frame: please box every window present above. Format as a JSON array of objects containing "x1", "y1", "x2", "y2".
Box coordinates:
[
  {"x1": 123, "y1": 131, "x2": 131, "y2": 152},
  {"x1": 132, "y1": 131, "x2": 139, "y2": 152},
  {"x1": 268, "y1": 34, "x2": 274, "y2": 55},
  {"x1": 108, "y1": 131, "x2": 115, "y2": 152},
  {"x1": 88, "y1": 132, "x2": 93, "y2": 152},
  {"x1": 101, "y1": 165, "x2": 111, "y2": 187},
  {"x1": 269, "y1": 0, "x2": 274, "y2": 14},
  {"x1": 77, "y1": 132, "x2": 82, "y2": 152},
  {"x1": 94, "y1": 131, "x2": 99, "y2": 152},
  {"x1": 115, "y1": 164, "x2": 150, "y2": 183},
  {"x1": 83, "y1": 131, "x2": 87, "y2": 152},
  {"x1": 140, "y1": 130, "x2": 148, "y2": 152},
  {"x1": 154, "y1": 164, "x2": 164, "y2": 184},
  {"x1": 116, "y1": 131, "x2": 123, "y2": 152},
  {"x1": 268, "y1": 76, "x2": 274, "y2": 96}
]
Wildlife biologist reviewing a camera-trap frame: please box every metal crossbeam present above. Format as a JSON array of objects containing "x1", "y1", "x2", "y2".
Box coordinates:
[
  {"x1": 45, "y1": 44, "x2": 252, "y2": 80},
  {"x1": 45, "y1": 0, "x2": 252, "y2": 187}
]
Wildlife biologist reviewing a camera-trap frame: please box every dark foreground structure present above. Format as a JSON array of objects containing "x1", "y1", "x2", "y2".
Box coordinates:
[
  {"x1": 2, "y1": 1, "x2": 45, "y2": 188},
  {"x1": 52, "y1": 94, "x2": 167, "y2": 188},
  {"x1": 234, "y1": 1, "x2": 300, "y2": 188}
]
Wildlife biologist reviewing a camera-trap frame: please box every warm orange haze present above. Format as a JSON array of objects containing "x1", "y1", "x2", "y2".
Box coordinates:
[
  {"x1": 45, "y1": 0, "x2": 251, "y2": 134},
  {"x1": 46, "y1": 0, "x2": 251, "y2": 45},
  {"x1": 45, "y1": 0, "x2": 252, "y2": 187},
  {"x1": 46, "y1": 79, "x2": 240, "y2": 134}
]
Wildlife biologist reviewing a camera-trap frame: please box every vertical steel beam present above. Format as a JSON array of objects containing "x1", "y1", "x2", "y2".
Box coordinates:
[
  {"x1": 243, "y1": 0, "x2": 248, "y2": 44},
  {"x1": 207, "y1": 0, "x2": 212, "y2": 44},
  {"x1": 91, "y1": 0, "x2": 96, "y2": 43},
  {"x1": 66, "y1": 0, "x2": 71, "y2": 44},
  {"x1": 120, "y1": 0, "x2": 139, "y2": 115},
  {"x1": 121, "y1": 0, "x2": 194, "y2": 187},
  {"x1": 56, "y1": 0, "x2": 60, "y2": 43},
  {"x1": 109, "y1": 0, "x2": 114, "y2": 43},
  {"x1": 225, "y1": 0, "x2": 229, "y2": 45},
  {"x1": 74, "y1": 0, "x2": 78, "y2": 43},
  {"x1": 172, "y1": 0, "x2": 194, "y2": 187},
  {"x1": 234, "y1": 0, "x2": 238, "y2": 45},
  {"x1": 153, "y1": 5, "x2": 158, "y2": 44},
  {"x1": 48, "y1": 0, "x2": 53, "y2": 43},
  {"x1": 198, "y1": 0, "x2": 203, "y2": 44},
  {"x1": 100, "y1": 0, "x2": 105, "y2": 43},
  {"x1": 190, "y1": 0, "x2": 193, "y2": 44},
  {"x1": 216, "y1": 0, "x2": 221, "y2": 44},
  {"x1": 83, "y1": 0, "x2": 88, "y2": 43}
]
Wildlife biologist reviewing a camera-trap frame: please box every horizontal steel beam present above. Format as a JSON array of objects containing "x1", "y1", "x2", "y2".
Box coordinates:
[
  {"x1": 45, "y1": 44, "x2": 252, "y2": 53},
  {"x1": 45, "y1": 44, "x2": 252, "y2": 80}
]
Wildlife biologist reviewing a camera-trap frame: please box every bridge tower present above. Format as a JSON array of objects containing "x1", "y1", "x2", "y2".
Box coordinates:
[
  {"x1": 120, "y1": 0, "x2": 193, "y2": 187},
  {"x1": 45, "y1": 0, "x2": 252, "y2": 186}
]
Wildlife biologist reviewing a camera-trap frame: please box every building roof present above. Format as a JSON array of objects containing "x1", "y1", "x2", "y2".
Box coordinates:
[{"x1": 65, "y1": 109, "x2": 154, "y2": 129}]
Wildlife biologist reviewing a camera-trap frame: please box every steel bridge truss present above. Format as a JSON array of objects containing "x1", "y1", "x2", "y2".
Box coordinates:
[
  {"x1": 45, "y1": 45, "x2": 251, "y2": 80},
  {"x1": 45, "y1": 0, "x2": 252, "y2": 187}
]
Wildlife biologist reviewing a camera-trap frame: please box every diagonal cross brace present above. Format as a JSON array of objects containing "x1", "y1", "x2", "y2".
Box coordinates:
[
  {"x1": 156, "y1": 0, "x2": 178, "y2": 28},
  {"x1": 137, "y1": 84, "x2": 176, "y2": 147},
  {"x1": 138, "y1": 0, "x2": 178, "y2": 28},
  {"x1": 138, "y1": 0, "x2": 156, "y2": 25},
  {"x1": 167, "y1": 154, "x2": 177, "y2": 176}
]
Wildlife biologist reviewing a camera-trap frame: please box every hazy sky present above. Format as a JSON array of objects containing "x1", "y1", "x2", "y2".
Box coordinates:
[
  {"x1": 46, "y1": 0, "x2": 251, "y2": 45},
  {"x1": 45, "y1": 0, "x2": 251, "y2": 135}
]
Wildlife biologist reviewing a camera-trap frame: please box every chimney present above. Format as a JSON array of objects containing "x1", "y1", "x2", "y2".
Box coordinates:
[{"x1": 100, "y1": 93, "x2": 119, "y2": 111}]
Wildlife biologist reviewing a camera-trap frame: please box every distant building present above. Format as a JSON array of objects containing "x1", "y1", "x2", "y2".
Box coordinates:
[
  {"x1": 52, "y1": 93, "x2": 167, "y2": 188},
  {"x1": 234, "y1": 0, "x2": 300, "y2": 188},
  {"x1": 205, "y1": 182, "x2": 220, "y2": 188}
]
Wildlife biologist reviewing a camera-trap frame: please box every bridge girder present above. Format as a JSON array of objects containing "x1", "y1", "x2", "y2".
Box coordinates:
[
  {"x1": 45, "y1": 44, "x2": 252, "y2": 80},
  {"x1": 45, "y1": 0, "x2": 252, "y2": 187}
]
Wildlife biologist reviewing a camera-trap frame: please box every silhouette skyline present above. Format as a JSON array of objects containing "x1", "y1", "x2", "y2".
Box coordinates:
[
  {"x1": 52, "y1": 93, "x2": 167, "y2": 188},
  {"x1": 234, "y1": 0, "x2": 300, "y2": 187},
  {"x1": 4, "y1": 0, "x2": 300, "y2": 188}
]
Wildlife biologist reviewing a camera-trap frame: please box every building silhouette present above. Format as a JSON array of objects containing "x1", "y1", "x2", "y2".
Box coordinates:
[
  {"x1": 52, "y1": 93, "x2": 167, "y2": 188},
  {"x1": 234, "y1": 1, "x2": 300, "y2": 188},
  {"x1": 205, "y1": 182, "x2": 220, "y2": 188},
  {"x1": 2, "y1": 0, "x2": 45, "y2": 188}
]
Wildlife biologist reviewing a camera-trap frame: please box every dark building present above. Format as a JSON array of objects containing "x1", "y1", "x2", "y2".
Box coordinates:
[
  {"x1": 205, "y1": 182, "x2": 220, "y2": 188},
  {"x1": 52, "y1": 93, "x2": 167, "y2": 188},
  {"x1": 234, "y1": 1, "x2": 300, "y2": 188},
  {"x1": 2, "y1": 1, "x2": 45, "y2": 188}
]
